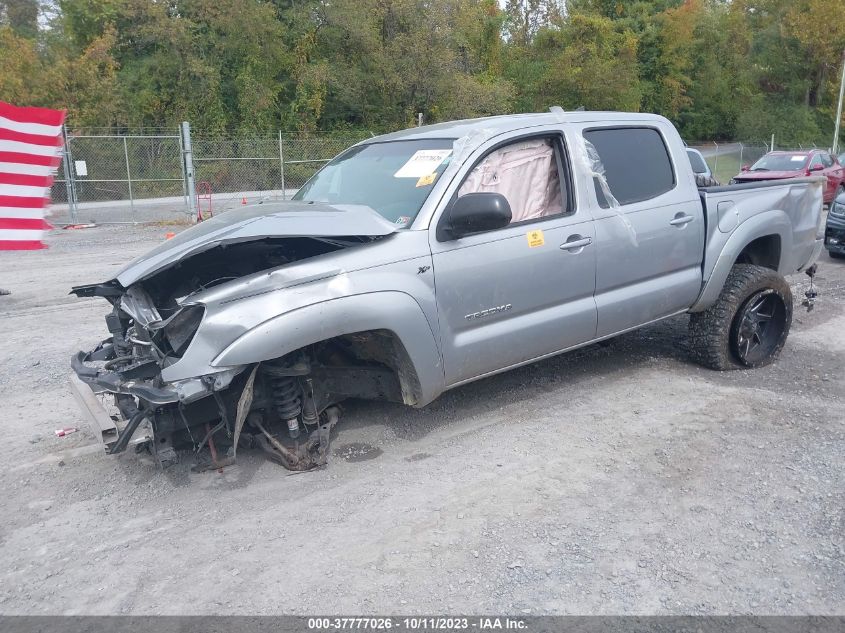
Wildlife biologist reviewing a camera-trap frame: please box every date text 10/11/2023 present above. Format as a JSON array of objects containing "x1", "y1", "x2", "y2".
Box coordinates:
[{"x1": 307, "y1": 617, "x2": 528, "y2": 630}]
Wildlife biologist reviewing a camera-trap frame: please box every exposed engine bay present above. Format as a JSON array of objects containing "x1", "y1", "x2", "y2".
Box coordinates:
[{"x1": 70, "y1": 233, "x2": 408, "y2": 472}]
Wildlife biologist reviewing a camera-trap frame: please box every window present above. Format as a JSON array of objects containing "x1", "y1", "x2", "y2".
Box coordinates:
[
  {"x1": 809, "y1": 154, "x2": 824, "y2": 170},
  {"x1": 457, "y1": 136, "x2": 568, "y2": 225},
  {"x1": 583, "y1": 127, "x2": 675, "y2": 206},
  {"x1": 821, "y1": 153, "x2": 833, "y2": 168},
  {"x1": 686, "y1": 149, "x2": 709, "y2": 174}
]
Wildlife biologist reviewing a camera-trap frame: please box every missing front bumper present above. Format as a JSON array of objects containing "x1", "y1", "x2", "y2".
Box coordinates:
[
  {"x1": 68, "y1": 373, "x2": 120, "y2": 451},
  {"x1": 71, "y1": 349, "x2": 180, "y2": 404}
]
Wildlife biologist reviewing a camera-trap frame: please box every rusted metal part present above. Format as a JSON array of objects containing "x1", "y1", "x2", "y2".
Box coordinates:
[
  {"x1": 205, "y1": 421, "x2": 224, "y2": 473},
  {"x1": 253, "y1": 406, "x2": 341, "y2": 471},
  {"x1": 232, "y1": 364, "x2": 259, "y2": 459},
  {"x1": 253, "y1": 415, "x2": 309, "y2": 470},
  {"x1": 191, "y1": 455, "x2": 235, "y2": 473}
]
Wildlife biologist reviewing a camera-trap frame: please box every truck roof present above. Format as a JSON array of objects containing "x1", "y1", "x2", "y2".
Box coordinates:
[{"x1": 367, "y1": 111, "x2": 672, "y2": 143}]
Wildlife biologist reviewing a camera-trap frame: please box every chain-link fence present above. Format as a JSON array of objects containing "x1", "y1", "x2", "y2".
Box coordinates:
[
  {"x1": 50, "y1": 132, "x2": 188, "y2": 223},
  {"x1": 48, "y1": 132, "x2": 833, "y2": 224},
  {"x1": 192, "y1": 134, "x2": 366, "y2": 215},
  {"x1": 49, "y1": 127, "x2": 369, "y2": 224}
]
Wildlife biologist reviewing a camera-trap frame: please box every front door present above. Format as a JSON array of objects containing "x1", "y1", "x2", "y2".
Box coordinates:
[{"x1": 430, "y1": 133, "x2": 598, "y2": 386}]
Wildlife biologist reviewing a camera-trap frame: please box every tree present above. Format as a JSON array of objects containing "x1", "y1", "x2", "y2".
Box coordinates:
[
  {"x1": 503, "y1": 11, "x2": 640, "y2": 113},
  {"x1": 0, "y1": 26, "x2": 56, "y2": 105},
  {"x1": 2, "y1": 0, "x2": 38, "y2": 38}
]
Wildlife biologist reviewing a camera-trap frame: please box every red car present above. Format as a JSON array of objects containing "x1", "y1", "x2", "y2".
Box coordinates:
[{"x1": 731, "y1": 150, "x2": 845, "y2": 204}]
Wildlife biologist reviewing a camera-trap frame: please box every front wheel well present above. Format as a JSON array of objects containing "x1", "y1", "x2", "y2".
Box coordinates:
[
  {"x1": 734, "y1": 234, "x2": 781, "y2": 271},
  {"x1": 306, "y1": 329, "x2": 423, "y2": 406}
]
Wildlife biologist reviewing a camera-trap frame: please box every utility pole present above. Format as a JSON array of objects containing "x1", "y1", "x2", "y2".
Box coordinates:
[
  {"x1": 180, "y1": 122, "x2": 198, "y2": 222},
  {"x1": 833, "y1": 48, "x2": 845, "y2": 155}
]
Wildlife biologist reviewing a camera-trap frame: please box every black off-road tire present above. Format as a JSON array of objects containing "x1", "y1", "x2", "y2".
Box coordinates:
[{"x1": 689, "y1": 264, "x2": 792, "y2": 370}]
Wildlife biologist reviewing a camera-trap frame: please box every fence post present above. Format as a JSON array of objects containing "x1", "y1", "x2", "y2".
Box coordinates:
[
  {"x1": 739, "y1": 143, "x2": 744, "y2": 170},
  {"x1": 279, "y1": 131, "x2": 286, "y2": 200},
  {"x1": 712, "y1": 141, "x2": 719, "y2": 176},
  {"x1": 122, "y1": 136, "x2": 134, "y2": 213},
  {"x1": 60, "y1": 125, "x2": 78, "y2": 223},
  {"x1": 178, "y1": 130, "x2": 188, "y2": 209},
  {"x1": 181, "y1": 121, "x2": 198, "y2": 221}
]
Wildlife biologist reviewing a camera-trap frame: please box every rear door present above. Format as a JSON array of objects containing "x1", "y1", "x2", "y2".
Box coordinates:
[
  {"x1": 579, "y1": 124, "x2": 705, "y2": 337},
  {"x1": 430, "y1": 131, "x2": 597, "y2": 386}
]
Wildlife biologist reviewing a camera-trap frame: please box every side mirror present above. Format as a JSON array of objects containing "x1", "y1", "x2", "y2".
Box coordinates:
[
  {"x1": 439, "y1": 192, "x2": 512, "y2": 240},
  {"x1": 740, "y1": 164, "x2": 750, "y2": 172}
]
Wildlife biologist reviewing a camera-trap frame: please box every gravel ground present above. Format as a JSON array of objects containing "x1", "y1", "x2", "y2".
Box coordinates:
[{"x1": 0, "y1": 224, "x2": 842, "y2": 615}]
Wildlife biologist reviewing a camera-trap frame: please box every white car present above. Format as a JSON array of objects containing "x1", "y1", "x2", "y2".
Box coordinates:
[{"x1": 686, "y1": 147, "x2": 716, "y2": 184}]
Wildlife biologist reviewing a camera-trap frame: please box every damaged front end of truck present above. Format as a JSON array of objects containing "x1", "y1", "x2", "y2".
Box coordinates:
[{"x1": 69, "y1": 202, "x2": 411, "y2": 471}]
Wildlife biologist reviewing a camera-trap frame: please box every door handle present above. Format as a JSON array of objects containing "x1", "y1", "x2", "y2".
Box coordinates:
[
  {"x1": 560, "y1": 236, "x2": 592, "y2": 251},
  {"x1": 669, "y1": 214, "x2": 694, "y2": 226}
]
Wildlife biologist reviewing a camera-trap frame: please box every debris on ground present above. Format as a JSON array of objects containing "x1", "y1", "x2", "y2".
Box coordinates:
[{"x1": 61, "y1": 223, "x2": 97, "y2": 230}]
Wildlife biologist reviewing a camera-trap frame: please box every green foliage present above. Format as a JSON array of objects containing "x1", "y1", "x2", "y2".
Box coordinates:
[
  {"x1": 0, "y1": 0, "x2": 842, "y2": 143},
  {"x1": 507, "y1": 13, "x2": 641, "y2": 112},
  {"x1": 736, "y1": 101, "x2": 825, "y2": 146}
]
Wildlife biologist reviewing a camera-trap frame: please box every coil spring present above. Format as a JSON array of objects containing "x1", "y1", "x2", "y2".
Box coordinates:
[{"x1": 272, "y1": 376, "x2": 301, "y2": 422}]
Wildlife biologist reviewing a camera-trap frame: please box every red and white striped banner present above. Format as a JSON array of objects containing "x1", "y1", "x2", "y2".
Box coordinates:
[{"x1": 0, "y1": 101, "x2": 66, "y2": 250}]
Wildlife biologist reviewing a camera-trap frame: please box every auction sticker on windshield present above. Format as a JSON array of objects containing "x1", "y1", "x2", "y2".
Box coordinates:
[
  {"x1": 416, "y1": 173, "x2": 438, "y2": 187},
  {"x1": 394, "y1": 150, "x2": 452, "y2": 178}
]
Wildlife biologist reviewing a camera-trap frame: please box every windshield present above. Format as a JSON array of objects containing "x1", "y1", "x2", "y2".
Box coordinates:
[
  {"x1": 293, "y1": 139, "x2": 455, "y2": 227},
  {"x1": 749, "y1": 153, "x2": 809, "y2": 172}
]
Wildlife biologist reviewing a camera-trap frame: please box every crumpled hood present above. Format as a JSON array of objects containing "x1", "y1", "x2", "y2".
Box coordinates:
[{"x1": 115, "y1": 201, "x2": 398, "y2": 287}]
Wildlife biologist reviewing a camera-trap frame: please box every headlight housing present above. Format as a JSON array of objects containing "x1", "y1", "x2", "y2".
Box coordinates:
[
  {"x1": 831, "y1": 201, "x2": 845, "y2": 217},
  {"x1": 162, "y1": 305, "x2": 204, "y2": 356}
]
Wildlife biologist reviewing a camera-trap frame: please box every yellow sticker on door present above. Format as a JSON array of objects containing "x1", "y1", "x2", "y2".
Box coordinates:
[{"x1": 527, "y1": 229, "x2": 545, "y2": 248}]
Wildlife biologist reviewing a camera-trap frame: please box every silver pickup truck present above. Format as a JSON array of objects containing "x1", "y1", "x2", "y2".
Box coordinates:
[{"x1": 70, "y1": 111, "x2": 824, "y2": 470}]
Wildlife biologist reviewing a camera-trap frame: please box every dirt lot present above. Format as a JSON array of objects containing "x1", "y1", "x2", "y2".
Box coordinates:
[{"x1": 0, "y1": 224, "x2": 842, "y2": 615}]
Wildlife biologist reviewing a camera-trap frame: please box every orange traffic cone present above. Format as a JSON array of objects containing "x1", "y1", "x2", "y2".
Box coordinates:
[
  {"x1": 165, "y1": 232, "x2": 175, "y2": 240},
  {"x1": 241, "y1": 197, "x2": 247, "y2": 205}
]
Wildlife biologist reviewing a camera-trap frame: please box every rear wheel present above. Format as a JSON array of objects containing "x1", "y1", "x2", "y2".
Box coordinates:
[{"x1": 689, "y1": 264, "x2": 792, "y2": 370}]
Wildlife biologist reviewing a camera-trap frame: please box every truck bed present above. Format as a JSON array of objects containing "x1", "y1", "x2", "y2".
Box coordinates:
[{"x1": 692, "y1": 177, "x2": 824, "y2": 311}]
